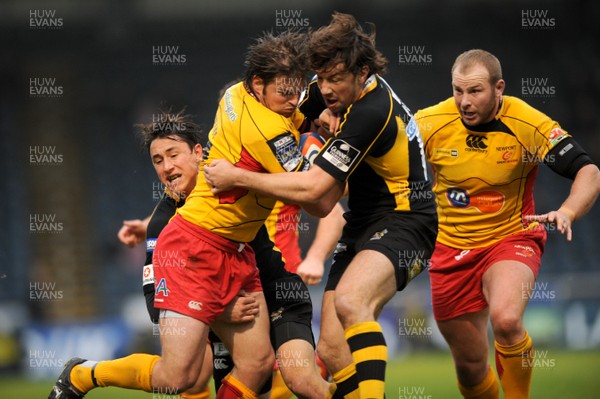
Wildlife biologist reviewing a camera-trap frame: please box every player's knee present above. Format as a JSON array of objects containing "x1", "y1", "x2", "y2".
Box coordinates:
[
  {"x1": 154, "y1": 357, "x2": 201, "y2": 392},
  {"x1": 490, "y1": 310, "x2": 523, "y2": 341},
  {"x1": 166, "y1": 372, "x2": 198, "y2": 393},
  {"x1": 334, "y1": 290, "x2": 367, "y2": 326},
  {"x1": 316, "y1": 339, "x2": 331, "y2": 365},
  {"x1": 280, "y1": 366, "x2": 312, "y2": 396},
  {"x1": 454, "y1": 357, "x2": 488, "y2": 386},
  {"x1": 236, "y1": 349, "x2": 275, "y2": 380},
  {"x1": 316, "y1": 335, "x2": 344, "y2": 373}
]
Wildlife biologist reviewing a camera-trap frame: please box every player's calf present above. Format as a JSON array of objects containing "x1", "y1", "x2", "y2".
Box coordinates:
[{"x1": 277, "y1": 339, "x2": 329, "y2": 399}]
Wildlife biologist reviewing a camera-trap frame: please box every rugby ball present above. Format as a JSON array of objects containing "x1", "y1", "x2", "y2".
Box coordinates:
[{"x1": 299, "y1": 132, "x2": 326, "y2": 165}]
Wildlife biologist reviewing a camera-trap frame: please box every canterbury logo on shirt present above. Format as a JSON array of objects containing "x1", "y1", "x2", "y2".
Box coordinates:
[{"x1": 466, "y1": 134, "x2": 488, "y2": 150}]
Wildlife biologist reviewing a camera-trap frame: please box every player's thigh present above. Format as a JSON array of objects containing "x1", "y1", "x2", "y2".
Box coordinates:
[
  {"x1": 335, "y1": 249, "x2": 397, "y2": 314},
  {"x1": 436, "y1": 310, "x2": 489, "y2": 366},
  {"x1": 155, "y1": 312, "x2": 210, "y2": 384},
  {"x1": 482, "y1": 259, "x2": 535, "y2": 341},
  {"x1": 211, "y1": 291, "x2": 274, "y2": 369},
  {"x1": 483, "y1": 259, "x2": 534, "y2": 312}
]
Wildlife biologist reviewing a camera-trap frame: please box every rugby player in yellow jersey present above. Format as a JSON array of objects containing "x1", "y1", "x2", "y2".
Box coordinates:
[
  {"x1": 49, "y1": 31, "x2": 325, "y2": 399},
  {"x1": 118, "y1": 147, "x2": 342, "y2": 399},
  {"x1": 411, "y1": 49, "x2": 600, "y2": 398},
  {"x1": 121, "y1": 110, "x2": 335, "y2": 399},
  {"x1": 205, "y1": 13, "x2": 438, "y2": 399}
]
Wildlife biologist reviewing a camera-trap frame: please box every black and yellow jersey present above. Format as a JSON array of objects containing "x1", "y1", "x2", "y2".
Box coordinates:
[{"x1": 300, "y1": 75, "x2": 436, "y2": 226}]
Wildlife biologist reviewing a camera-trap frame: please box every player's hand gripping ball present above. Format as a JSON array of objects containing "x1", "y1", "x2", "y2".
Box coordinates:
[{"x1": 299, "y1": 132, "x2": 326, "y2": 165}]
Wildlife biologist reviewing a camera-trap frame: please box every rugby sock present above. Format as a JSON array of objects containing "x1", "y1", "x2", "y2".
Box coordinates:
[
  {"x1": 70, "y1": 361, "x2": 98, "y2": 393},
  {"x1": 495, "y1": 331, "x2": 533, "y2": 399},
  {"x1": 216, "y1": 374, "x2": 258, "y2": 399},
  {"x1": 316, "y1": 353, "x2": 330, "y2": 380},
  {"x1": 270, "y1": 369, "x2": 293, "y2": 399},
  {"x1": 71, "y1": 354, "x2": 159, "y2": 393},
  {"x1": 328, "y1": 363, "x2": 360, "y2": 399},
  {"x1": 457, "y1": 367, "x2": 499, "y2": 399},
  {"x1": 346, "y1": 321, "x2": 387, "y2": 399},
  {"x1": 181, "y1": 386, "x2": 211, "y2": 399},
  {"x1": 257, "y1": 370, "x2": 273, "y2": 397}
]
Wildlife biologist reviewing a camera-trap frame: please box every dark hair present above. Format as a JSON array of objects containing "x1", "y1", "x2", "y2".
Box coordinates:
[
  {"x1": 137, "y1": 108, "x2": 205, "y2": 153},
  {"x1": 243, "y1": 30, "x2": 310, "y2": 89},
  {"x1": 452, "y1": 49, "x2": 503, "y2": 84},
  {"x1": 308, "y1": 12, "x2": 388, "y2": 76}
]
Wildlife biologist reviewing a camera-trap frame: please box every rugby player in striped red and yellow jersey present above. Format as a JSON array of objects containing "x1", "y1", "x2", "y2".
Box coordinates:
[
  {"x1": 205, "y1": 13, "x2": 438, "y2": 399},
  {"x1": 49, "y1": 31, "x2": 328, "y2": 399},
  {"x1": 412, "y1": 49, "x2": 600, "y2": 399}
]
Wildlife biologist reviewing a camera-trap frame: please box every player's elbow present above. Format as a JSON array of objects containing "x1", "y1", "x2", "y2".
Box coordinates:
[
  {"x1": 593, "y1": 165, "x2": 600, "y2": 194},
  {"x1": 302, "y1": 187, "x2": 339, "y2": 217},
  {"x1": 304, "y1": 198, "x2": 337, "y2": 218},
  {"x1": 579, "y1": 164, "x2": 600, "y2": 195},
  {"x1": 298, "y1": 166, "x2": 343, "y2": 217}
]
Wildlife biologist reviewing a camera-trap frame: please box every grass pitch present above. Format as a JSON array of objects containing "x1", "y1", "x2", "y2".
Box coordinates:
[{"x1": 1, "y1": 350, "x2": 599, "y2": 398}]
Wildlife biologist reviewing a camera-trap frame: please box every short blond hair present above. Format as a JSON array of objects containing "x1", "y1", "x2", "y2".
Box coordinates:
[{"x1": 452, "y1": 49, "x2": 502, "y2": 84}]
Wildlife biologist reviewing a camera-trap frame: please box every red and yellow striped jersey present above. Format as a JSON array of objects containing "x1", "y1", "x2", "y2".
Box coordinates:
[
  {"x1": 178, "y1": 82, "x2": 307, "y2": 243},
  {"x1": 265, "y1": 201, "x2": 302, "y2": 273},
  {"x1": 414, "y1": 95, "x2": 570, "y2": 248}
]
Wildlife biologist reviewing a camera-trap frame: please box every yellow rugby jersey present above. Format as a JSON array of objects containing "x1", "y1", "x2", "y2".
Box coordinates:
[
  {"x1": 178, "y1": 82, "x2": 307, "y2": 242},
  {"x1": 414, "y1": 95, "x2": 570, "y2": 249}
]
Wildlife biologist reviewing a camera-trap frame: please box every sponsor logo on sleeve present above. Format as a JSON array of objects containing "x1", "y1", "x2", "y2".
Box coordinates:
[
  {"x1": 321, "y1": 139, "x2": 360, "y2": 173},
  {"x1": 549, "y1": 128, "x2": 567, "y2": 146},
  {"x1": 406, "y1": 118, "x2": 421, "y2": 141},
  {"x1": 267, "y1": 133, "x2": 304, "y2": 172},
  {"x1": 224, "y1": 89, "x2": 237, "y2": 122},
  {"x1": 146, "y1": 238, "x2": 157, "y2": 253},
  {"x1": 142, "y1": 264, "x2": 155, "y2": 286},
  {"x1": 558, "y1": 143, "x2": 573, "y2": 156}
]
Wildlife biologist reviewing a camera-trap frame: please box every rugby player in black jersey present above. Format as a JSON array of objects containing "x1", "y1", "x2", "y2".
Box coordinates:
[{"x1": 205, "y1": 12, "x2": 438, "y2": 399}]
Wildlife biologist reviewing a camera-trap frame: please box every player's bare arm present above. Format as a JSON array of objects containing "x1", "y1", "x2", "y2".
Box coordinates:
[
  {"x1": 204, "y1": 160, "x2": 344, "y2": 217},
  {"x1": 297, "y1": 202, "x2": 346, "y2": 285},
  {"x1": 525, "y1": 163, "x2": 600, "y2": 241}
]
